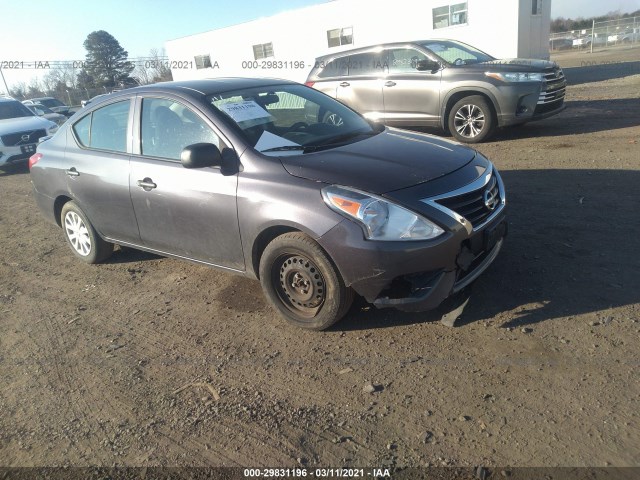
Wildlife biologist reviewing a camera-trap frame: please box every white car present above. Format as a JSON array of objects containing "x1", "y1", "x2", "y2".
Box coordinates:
[{"x1": 0, "y1": 98, "x2": 58, "y2": 167}]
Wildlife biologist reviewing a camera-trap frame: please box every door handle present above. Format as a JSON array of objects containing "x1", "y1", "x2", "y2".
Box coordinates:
[
  {"x1": 137, "y1": 178, "x2": 157, "y2": 190},
  {"x1": 65, "y1": 167, "x2": 79, "y2": 177},
  {"x1": 339, "y1": 82, "x2": 350, "y2": 87},
  {"x1": 385, "y1": 81, "x2": 397, "y2": 87}
]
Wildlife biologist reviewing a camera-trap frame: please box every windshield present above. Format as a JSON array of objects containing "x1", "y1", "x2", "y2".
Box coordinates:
[
  {"x1": 207, "y1": 83, "x2": 377, "y2": 155},
  {"x1": 420, "y1": 40, "x2": 494, "y2": 65},
  {"x1": 0, "y1": 101, "x2": 36, "y2": 120}
]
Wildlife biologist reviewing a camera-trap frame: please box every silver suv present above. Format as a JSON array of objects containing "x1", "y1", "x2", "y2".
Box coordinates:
[
  {"x1": 306, "y1": 39, "x2": 566, "y2": 143},
  {"x1": 0, "y1": 97, "x2": 59, "y2": 167}
]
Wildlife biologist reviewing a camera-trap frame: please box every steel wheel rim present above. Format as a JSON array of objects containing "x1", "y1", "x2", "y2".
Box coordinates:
[
  {"x1": 64, "y1": 211, "x2": 92, "y2": 256},
  {"x1": 454, "y1": 104, "x2": 486, "y2": 138},
  {"x1": 273, "y1": 254, "x2": 325, "y2": 318}
]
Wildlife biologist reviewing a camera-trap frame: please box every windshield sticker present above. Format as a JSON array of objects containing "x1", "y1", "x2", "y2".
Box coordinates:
[
  {"x1": 254, "y1": 131, "x2": 301, "y2": 152},
  {"x1": 218, "y1": 100, "x2": 273, "y2": 127}
]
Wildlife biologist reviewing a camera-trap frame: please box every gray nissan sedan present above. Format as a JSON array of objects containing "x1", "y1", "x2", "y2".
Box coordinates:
[{"x1": 29, "y1": 78, "x2": 507, "y2": 330}]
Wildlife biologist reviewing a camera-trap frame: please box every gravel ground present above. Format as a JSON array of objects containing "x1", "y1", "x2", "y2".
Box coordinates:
[{"x1": 0, "y1": 47, "x2": 639, "y2": 471}]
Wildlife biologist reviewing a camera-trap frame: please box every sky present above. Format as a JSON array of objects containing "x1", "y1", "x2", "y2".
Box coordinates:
[{"x1": 1, "y1": 0, "x2": 639, "y2": 89}]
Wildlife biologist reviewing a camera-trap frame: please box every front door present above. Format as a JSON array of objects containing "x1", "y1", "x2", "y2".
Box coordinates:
[{"x1": 129, "y1": 96, "x2": 244, "y2": 270}]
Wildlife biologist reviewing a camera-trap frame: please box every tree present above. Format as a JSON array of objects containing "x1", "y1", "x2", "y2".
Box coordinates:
[
  {"x1": 132, "y1": 48, "x2": 173, "y2": 85},
  {"x1": 83, "y1": 30, "x2": 134, "y2": 88},
  {"x1": 8, "y1": 82, "x2": 27, "y2": 100}
]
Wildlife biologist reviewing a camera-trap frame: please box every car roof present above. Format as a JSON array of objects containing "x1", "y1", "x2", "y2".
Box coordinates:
[{"x1": 121, "y1": 78, "x2": 300, "y2": 97}]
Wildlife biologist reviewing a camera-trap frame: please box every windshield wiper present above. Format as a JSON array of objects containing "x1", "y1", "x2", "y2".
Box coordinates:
[
  {"x1": 304, "y1": 130, "x2": 377, "y2": 152},
  {"x1": 260, "y1": 145, "x2": 305, "y2": 152}
]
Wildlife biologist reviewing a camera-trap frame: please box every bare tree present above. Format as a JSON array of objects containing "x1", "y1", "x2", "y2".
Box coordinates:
[
  {"x1": 8, "y1": 82, "x2": 27, "y2": 100},
  {"x1": 133, "y1": 48, "x2": 173, "y2": 85}
]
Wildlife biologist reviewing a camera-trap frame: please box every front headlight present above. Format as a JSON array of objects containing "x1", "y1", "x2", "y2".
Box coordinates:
[
  {"x1": 322, "y1": 185, "x2": 445, "y2": 241},
  {"x1": 485, "y1": 72, "x2": 543, "y2": 82}
]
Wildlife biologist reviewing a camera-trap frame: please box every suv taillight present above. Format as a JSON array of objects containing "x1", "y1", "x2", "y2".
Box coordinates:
[
  {"x1": 304, "y1": 81, "x2": 315, "y2": 87},
  {"x1": 28, "y1": 153, "x2": 42, "y2": 170}
]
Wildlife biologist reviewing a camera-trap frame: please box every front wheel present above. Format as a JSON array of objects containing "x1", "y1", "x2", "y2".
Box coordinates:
[
  {"x1": 447, "y1": 95, "x2": 495, "y2": 143},
  {"x1": 259, "y1": 232, "x2": 353, "y2": 330},
  {"x1": 61, "y1": 201, "x2": 114, "y2": 263}
]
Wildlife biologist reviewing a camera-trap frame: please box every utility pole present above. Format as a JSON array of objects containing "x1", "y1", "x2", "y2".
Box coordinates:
[
  {"x1": 0, "y1": 68, "x2": 9, "y2": 95},
  {"x1": 590, "y1": 19, "x2": 595, "y2": 54}
]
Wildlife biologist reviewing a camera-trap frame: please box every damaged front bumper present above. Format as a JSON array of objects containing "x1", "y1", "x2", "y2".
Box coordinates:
[{"x1": 317, "y1": 208, "x2": 507, "y2": 314}]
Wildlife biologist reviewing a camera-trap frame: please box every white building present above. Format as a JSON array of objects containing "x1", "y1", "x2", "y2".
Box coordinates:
[{"x1": 166, "y1": 0, "x2": 551, "y2": 83}]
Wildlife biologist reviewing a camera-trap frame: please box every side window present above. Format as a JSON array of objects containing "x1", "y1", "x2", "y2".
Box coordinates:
[
  {"x1": 72, "y1": 101, "x2": 129, "y2": 152},
  {"x1": 316, "y1": 59, "x2": 349, "y2": 79},
  {"x1": 388, "y1": 48, "x2": 428, "y2": 73},
  {"x1": 73, "y1": 115, "x2": 91, "y2": 146},
  {"x1": 347, "y1": 52, "x2": 387, "y2": 76},
  {"x1": 140, "y1": 98, "x2": 222, "y2": 160}
]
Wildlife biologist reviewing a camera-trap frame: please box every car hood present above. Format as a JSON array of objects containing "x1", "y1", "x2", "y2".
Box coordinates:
[
  {"x1": 279, "y1": 128, "x2": 476, "y2": 194},
  {"x1": 473, "y1": 58, "x2": 557, "y2": 72},
  {"x1": 0, "y1": 116, "x2": 55, "y2": 136}
]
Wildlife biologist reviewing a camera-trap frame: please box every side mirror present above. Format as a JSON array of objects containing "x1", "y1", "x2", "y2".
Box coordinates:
[
  {"x1": 181, "y1": 143, "x2": 222, "y2": 169},
  {"x1": 34, "y1": 108, "x2": 45, "y2": 116},
  {"x1": 416, "y1": 59, "x2": 440, "y2": 73}
]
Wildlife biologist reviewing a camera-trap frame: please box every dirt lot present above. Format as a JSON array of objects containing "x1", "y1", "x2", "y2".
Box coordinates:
[{"x1": 1, "y1": 47, "x2": 639, "y2": 472}]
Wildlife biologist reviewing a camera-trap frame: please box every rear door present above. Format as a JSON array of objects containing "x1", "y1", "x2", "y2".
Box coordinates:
[
  {"x1": 335, "y1": 51, "x2": 386, "y2": 122},
  {"x1": 129, "y1": 96, "x2": 244, "y2": 270},
  {"x1": 381, "y1": 47, "x2": 442, "y2": 126},
  {"x1": 65, "y1": 99, "x2": 141, "y2": 244}
]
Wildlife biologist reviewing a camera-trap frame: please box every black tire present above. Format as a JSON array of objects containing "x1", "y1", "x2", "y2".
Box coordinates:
[
  {"x1": 447, "y1": 95, "x2": 495, "y2": 143},
  {"x1": 60, "y1": 201, "x2": 113, "y2": 264},
  {"x1": 259, "y1": 232, "x2": 353, "y2": 330}
]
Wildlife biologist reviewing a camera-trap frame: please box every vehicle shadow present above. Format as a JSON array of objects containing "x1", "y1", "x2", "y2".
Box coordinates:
[
  {"x1": 563, "y1": 60, "x2": 640, "y2": 85},
  {"x1": 107, "y1": 246, "x2": 163, "y2": 264},
  {"x1": 336, "y1": 168, "x2": 639, "y2": 331},
  {"x1": 493, "y1": 98, "x2": 640, "y2": 140},
  {"x1": 0, "y1": 163, "x2": 29, "y2": 176}
]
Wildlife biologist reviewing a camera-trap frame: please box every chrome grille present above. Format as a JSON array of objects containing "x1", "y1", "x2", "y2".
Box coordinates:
[
  {"x1": 435, "y1": 174, "x2": 500, "y2": 228},
  {"x1": 1, "y1": 129, "x2": 47, "y2": 146},
  {"x1": 537, "y1": 67, "x2": 566, "y2": 106}
]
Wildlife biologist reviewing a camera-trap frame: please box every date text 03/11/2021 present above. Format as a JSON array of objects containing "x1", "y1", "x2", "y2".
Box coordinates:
[{"x1": 243, "y1": 467, "x2": 392, "y2": 477}]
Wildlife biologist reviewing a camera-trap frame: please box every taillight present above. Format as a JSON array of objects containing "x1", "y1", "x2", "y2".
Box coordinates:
[
  {"x1": 304, "y1": 81, "x2": 315, "y2": 87},
  {"x1": 28, "y1": 153, "x2": 42, "y2": 170}
]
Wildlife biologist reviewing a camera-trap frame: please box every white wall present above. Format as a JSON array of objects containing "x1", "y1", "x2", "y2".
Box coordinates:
[
  {"x1": 517, "y1": 0, "x2": 552, "y2": 59},
  {"x1": 165, "y1": 0, "x2": 547, "y2": 83}
]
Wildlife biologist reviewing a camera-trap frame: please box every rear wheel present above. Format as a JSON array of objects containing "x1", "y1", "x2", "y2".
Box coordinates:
[
  {"x1": 447, "y1": 95, "x2": 495, "y2": 143},
  {"x1": 61, "y1": 201, "x2": 113, "y2": 263},
  {"x1": 259, "y1": 232, "x2": 353, "y2": 330}
]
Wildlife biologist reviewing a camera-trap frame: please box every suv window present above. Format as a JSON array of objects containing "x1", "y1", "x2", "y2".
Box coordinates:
[
  {"x1": 72, "y1": 101, "x2": 129, "y2": 152},
  {"x1": 346, "y1": 52, "x2": 387, "y2": 76},
  {"x1": 140, "y1": 98, "x2": 222, "y2": 160},
  {"x1": 388, "y1": 48, "x2": 428, "y2": 73},
  {"x1": 421, "y1": 40, "x2": 493, "y2": 64}
]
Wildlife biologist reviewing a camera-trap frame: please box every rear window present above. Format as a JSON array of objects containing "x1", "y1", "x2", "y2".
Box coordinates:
[
  {"x1": 315, "y1": 51, "x2": 388, "y2": 78},
  {"x1": 72, "y1": 100, "x2": 129, "y2": 152}
]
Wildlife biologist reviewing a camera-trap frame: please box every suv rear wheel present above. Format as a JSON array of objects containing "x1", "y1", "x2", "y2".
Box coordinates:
[{"x1": 448, "y1": 95, "x2": 495, "y2": 143}]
